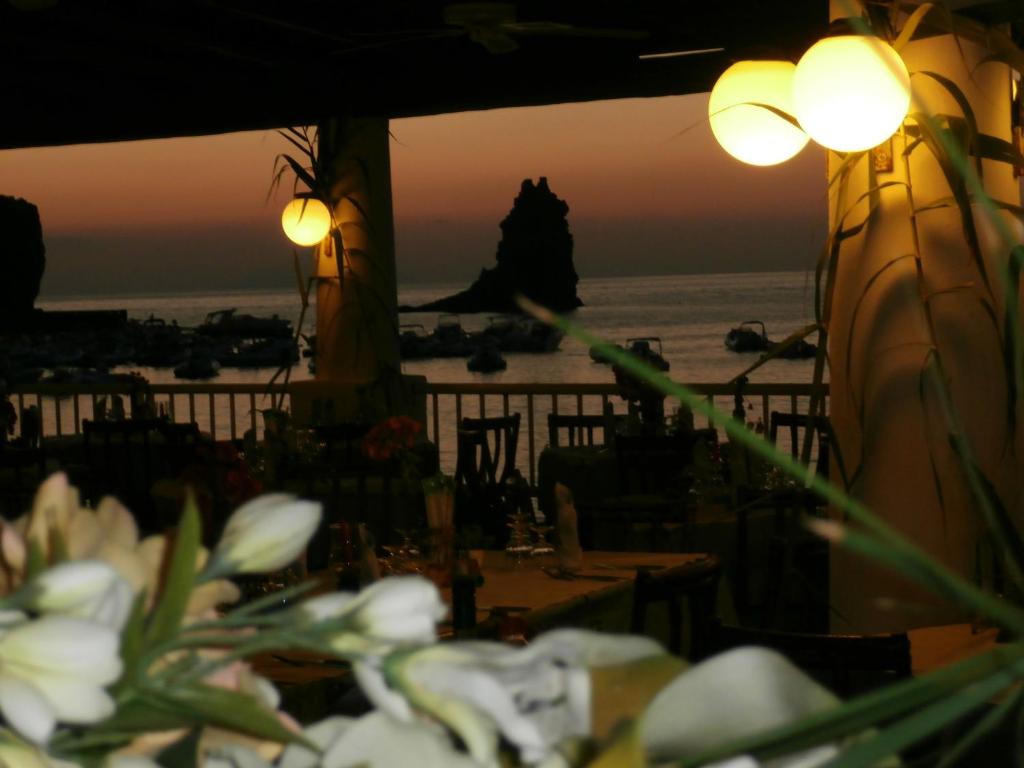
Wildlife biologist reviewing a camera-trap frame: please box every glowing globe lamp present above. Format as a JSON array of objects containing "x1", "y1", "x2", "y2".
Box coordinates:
[
  {"x1": 281, "y1": 197, "x2": 332, "y2": 246},
  {"x1": 709, "y1": 60, "x2": 809, "y2": 166},
  {"x1": 793, "y1": 35, "x2": 911, "y2": 153}
]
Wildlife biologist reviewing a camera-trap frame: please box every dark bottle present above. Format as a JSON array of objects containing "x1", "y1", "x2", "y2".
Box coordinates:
[{"x1": 451, "y1": 551, "x2": 479, "y2": 636}]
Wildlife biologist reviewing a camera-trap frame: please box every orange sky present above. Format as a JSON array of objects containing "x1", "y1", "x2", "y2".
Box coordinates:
[{"x1": 0, "y1": 94, "x2": 827, "y2": 295}]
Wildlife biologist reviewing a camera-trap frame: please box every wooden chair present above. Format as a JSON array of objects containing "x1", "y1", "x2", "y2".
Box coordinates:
[
  {"x1": 630, "y1": 554, "x2": 721, "y2": 658},
  {"x1": 303, "y1": 422, "x2": 395, "y2": 567},
  {"x1": 578, "y1": 433, "x2": 692, "y2": 552},
  {"x1": 547, "y1": 413, "x2": 607, "y2": 448},
  {"x1": 731, "y1": 414, "x2": 833, "y2": 628},
  {"x1": 707, "y1": 621, "x2": 912, "y2": 697},
  {"x1": 769, "y1": 411, "x2": 831, "y2": 480},
  {"x1": 454, "y1": 414, "x2": 521, "y2": 545}
]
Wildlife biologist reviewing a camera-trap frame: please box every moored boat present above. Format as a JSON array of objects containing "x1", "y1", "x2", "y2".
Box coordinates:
[{"x1": 725, "y1": 321, "x2": 769, "y2": 352}]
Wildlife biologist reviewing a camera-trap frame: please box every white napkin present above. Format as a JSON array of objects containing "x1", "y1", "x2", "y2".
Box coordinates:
[{"x1": 554, "y1": 482, "x2": 583, "y2": 573}]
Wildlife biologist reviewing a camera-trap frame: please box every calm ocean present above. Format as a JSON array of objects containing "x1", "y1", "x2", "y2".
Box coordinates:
[{"x1": 37, "y1": 270, "x2": 820, "y2": 387}]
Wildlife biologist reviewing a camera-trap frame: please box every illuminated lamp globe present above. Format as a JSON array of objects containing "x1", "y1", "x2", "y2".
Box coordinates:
[
  {"x1": 281, "y1": 197, "x2": 332, "y2": 246},
  {"x1": 793, "y1": 35, "x2": 911, "y2": 153},
  {"x1": 709, "y1": 60, "x2": 809, "y2": 166}
]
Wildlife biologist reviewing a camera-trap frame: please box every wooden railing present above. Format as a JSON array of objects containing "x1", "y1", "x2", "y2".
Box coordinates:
[{"x1": 8, "y1": 380, "x2": 828, "y2": 486}]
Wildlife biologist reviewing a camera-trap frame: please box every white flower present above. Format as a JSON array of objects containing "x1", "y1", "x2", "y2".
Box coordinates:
[
  {"x1": 25, "y1": 560, "x2": 134, "y2": 631},
  {"x1": 379, "y1": 629, "x2": 663, "y2": 766},
  {"x1": 207, "y1": 495, "x2": 321, "y2": 576},
  {"x1": 303, "y1": 577, "x2": 446, "y2": 656},
  {"x1": 0, "y1": 616, "x2": 122, "y2": 743},
  {"x1": 639, "y1": 648, "x2": 840, "y2": 766},
  {"x1": 278, "y1": 712, "x2": 477, "y2": 768},
  {"x1": 277, "y1": 716, "x2": 352, "y2": 768},
  {"x1": 3, "y1": 475, "x2": 149, "y2": 598}
]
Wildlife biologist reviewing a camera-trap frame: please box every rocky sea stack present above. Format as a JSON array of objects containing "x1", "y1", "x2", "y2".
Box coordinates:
[
  {"x1": 0, "y1": 195, "x2": 46, "y2": 329},
  {"x1": 404, "y1": 177, "x2": 582, "y2": 313}
]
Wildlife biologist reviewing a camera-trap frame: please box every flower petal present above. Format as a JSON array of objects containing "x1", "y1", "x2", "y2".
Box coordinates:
[
  {"x1": 639, "y1": 648, "x2": 839, "y2": 761},
  {"x1": 0, "y1": 676, "x2": 55, "y2": 743}
]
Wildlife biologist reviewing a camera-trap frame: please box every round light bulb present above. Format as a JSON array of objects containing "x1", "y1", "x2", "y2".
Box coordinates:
[
  {"x1": 709, "y1": 60, "x2": 809, "y2": 166},
  {"x1": 793, "y1": 35, "x2": 911, "y2": 153},
  {"x1": 281, "y1": 197, "x2": 332, "y2": 246}
]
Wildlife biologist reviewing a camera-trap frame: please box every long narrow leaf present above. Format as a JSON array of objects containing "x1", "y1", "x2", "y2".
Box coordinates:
[
  {"x1": 825, "y1": 655, "x2": 1024, "y2": 767},
  {"x1": 144, "y1": 496, "x2": 201, "y2": 649}
]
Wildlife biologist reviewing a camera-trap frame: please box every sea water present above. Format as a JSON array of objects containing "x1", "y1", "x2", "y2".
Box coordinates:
[{"x1": 37, "y1": 270, "x2": 821, "y2": 387}]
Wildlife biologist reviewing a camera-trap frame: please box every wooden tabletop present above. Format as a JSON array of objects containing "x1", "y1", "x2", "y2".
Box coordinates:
[
  {"x1": 908, "y1": 623, "x2": 1002, "y2": 676},
  {"x1": 472, "y1": 550, "x2": 712, "y2": 624}
]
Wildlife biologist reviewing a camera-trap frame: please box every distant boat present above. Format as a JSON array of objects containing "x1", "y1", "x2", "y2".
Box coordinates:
[
  {"x1": 399, "y1": 324, "x2": 440, "y2": 359},
  {"x1": 772, "y1": 338, "x2": 818, "y2": 360},
  {"x1": 197, "y1": 308, "x2": 292, "y2": 339},
  {"x1": 466, "y1": 343, "x2": 507, "y2": 373},
  {"x1": 430, "y1": 314, "x2": 473, "y2": 358},
  {"x1": 476, "y1": 315, "x2": 564, "y2": 352},
  {"x1": 725, "y1": 321, "x2": 817, "y2": 359},
  {"x1": 725, "y1": 321, "x2": 770, "y2": 352},
  {"x1": 174, "y1": 355, "x2": 220, "y2": 380},
  {"x1": 625, "y1": 337, "x2": 670, "y2": 371}
]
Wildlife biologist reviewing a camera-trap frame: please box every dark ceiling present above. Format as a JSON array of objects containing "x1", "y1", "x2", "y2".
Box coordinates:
[{"x1": 2, "y1": 1, "x2": 833, "y2": 149}]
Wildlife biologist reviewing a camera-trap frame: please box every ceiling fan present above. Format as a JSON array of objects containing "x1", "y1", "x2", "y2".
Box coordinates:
[{"x1": 442, "y1": 2, "x2": 647, "y2": 54}]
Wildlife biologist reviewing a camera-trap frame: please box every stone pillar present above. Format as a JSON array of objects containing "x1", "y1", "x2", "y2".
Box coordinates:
[
  {"x1": 828, "y1": 23, "x2": 1023, "y2": 630},
  {"x1": 315, "y1": 117, "x2": 400, "y2": 383}
]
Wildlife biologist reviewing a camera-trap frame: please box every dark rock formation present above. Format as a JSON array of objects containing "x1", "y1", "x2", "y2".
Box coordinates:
[
  {"x1": 404, "y1": 177, "x2": 582, "y2": 313},
  {"x1": 0, "y1": 196, "x2": 46, "y2": 329}
]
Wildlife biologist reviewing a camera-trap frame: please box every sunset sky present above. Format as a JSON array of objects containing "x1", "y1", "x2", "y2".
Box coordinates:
[{"x1": 0, "y1": 93, "x2": 827, "y2": 297}]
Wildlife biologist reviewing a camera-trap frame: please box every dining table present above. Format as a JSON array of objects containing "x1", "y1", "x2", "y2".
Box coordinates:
[{"x1": 469, "y1": 550, "x2": 717, "y2": 635}]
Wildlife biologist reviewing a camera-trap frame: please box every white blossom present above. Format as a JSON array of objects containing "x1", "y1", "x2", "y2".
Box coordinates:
[
  {"x1": 303, "y1": 576, "x2": 446, "y2": 656},
  {"x1": 639, "y1": 648, "x2": 840, "y2": 766},
  {"x1": 0, "y1": 616, "x2": 122, "y2": 743},
  {"x1": 378, "y1": 629, "x2": 663, "y2": 766},
  {"x1": 207, "y1": 495, "x2": 320, "y2": 576},
  {"x1": 25, "y1": 561, "x2": 134, "y2": 631}
]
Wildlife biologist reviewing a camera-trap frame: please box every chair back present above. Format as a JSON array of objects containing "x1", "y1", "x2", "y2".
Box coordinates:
[
  {"x1": 454, "y1": 414, "x2": 521, "y2": 545},
  {"x1": 769, "y1": 412, "x2": 830, "y2": 479},
  {"x1": 547, "y1": 414, "x2": 608, "y2": 448},
  {"x1": 708, "y1": 622, "x2": 912, "y2": 697},
  {"x1": 456, "y1": 414, "x2": 520, "y2": 490},
  {"x1": 630, "y1": 554, "x2": 721, "y2": 658},
  {"x1": 615, "y1": 433, "x2": 692, "y2": 495}
]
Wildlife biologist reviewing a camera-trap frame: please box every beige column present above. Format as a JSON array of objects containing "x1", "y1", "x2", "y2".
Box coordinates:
[
  {"x1": 315, "y1": 117, "x2": 400, "y2": 383},
  {"x1": 828, "y1": 25, "x2": 1023, "y2": 631}
]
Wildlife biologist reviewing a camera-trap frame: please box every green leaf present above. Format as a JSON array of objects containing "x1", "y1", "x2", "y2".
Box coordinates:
[
  {"x1": 826, "y1": 656, "x2": 1024, "y2": 767},
  {"x1": 935, "y1": 684, "x2": 1024, "y2": 768},
  {"x1": 909, "y1": 113, "x2": 993, "y2": 299},
  {"x1": 893, "y1": 2, "x2": 935, "y2": 50},
  {"x1": 114, "y1": 591, "x2": 149, "y2": 692},
  {"x1": 47, "y1": 526, "x2": 69, "y2": 565},
  {"x1": 144, "y1": 493, "x2": 201, "y2": 649},
  {"x1": 23, "y1": 538, "x2": 45, "y2": 580},
  {"x1": 155, "y1": 728, "x2": 201, "y2": 768},
  {"x1": 913, "y1": 72, "x2": 979, "y2": 176},
  {"x1": 162, "y1": 684, "x2": 310, "y2": 747}
]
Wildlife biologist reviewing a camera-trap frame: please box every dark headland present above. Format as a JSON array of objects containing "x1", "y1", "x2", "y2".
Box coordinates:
[{"x1": 400, "y1": 177, "x2": 583, "y2": 314}]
